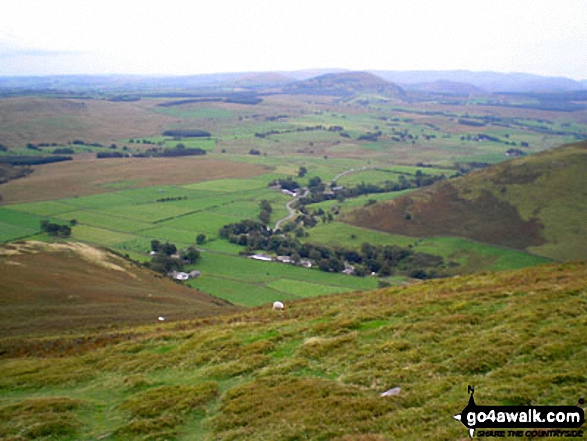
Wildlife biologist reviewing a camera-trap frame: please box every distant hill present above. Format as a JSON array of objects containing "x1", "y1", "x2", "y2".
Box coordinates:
[
  {"x1": 283, "y1": 71, "x2": 406, "y2": 100},
  {"x1": 0, "y1": 241, "x2": 237, "y2": 337},
  {"x1": 404, "y1": 80, "x2": 485, "y2": 95},
  {"x1": 344, "y1": 141, "x2": 587, "y2": 261},
  {"x1": 372, "y1": 70, "x2": 586, "y2": 93}
]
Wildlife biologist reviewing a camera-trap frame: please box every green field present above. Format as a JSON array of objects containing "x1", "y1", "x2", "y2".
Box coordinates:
[{"x1": 186, "y1": 252, "x2": 378, "y2": 306}]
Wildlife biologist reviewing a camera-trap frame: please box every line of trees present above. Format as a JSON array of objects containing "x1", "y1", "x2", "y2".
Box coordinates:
[
  {"x1": 217, "y1": 220, "x2": 447, "y2": 279},
  {"x1": 259, "y1": 200, "x2": 272, "y2": 224},
  {"x1": 162, "y1": 129, "x2": 211, "y2": 138}
]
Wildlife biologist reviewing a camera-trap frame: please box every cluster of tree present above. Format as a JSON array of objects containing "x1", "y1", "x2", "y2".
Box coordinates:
[
  {"x1": 97, "y1": 151, "x2": 128, "y2": 159},
  {"x1": 162, "y1": 129, "x2": 211, "y2": 138},
  {"x1": 217, "y1": 220, "x2": 447, "y2": 279},
  {"x1": 0, "y1": 155, "x2": 72, "y2": 166},
  {"x1": 129, "y1": 139, "x2": 157, "y2": 144},
  {"x1": 259, "y1": 200, "x2": 273, "y2": 224},
  {"x1": 269, "y1": 177, "x2": 300, "y2": 192},
  {"x1": 40, "y1": 220, "x2": 72, "y2": 237},
  {"x1": 254, "y1": 125, "x2": 346, "y2": 139},
  {"x1": 156, "y1": 196, "x2": 188, "y2": 202},
  {"x1": 389, "y1": 129, "x2": 416, "y2": 142},
  {"x1": 265, "y1": 115, "x2": 288, "y2": 122},
  {"x1": 506, "y1": 148, "x2": 527, "y2": 157},
  {"x1": 225, "y1": 96, "x2": 262, "y2": 105},
  {"x1": 458, "y1": 119, "x2": 486, "y2": 127},
  {"x1": 357, "y1": 131, "x2": 382, "y2": 142},
  {"x1": 219, "y1": 219, "x2": 271, "y2": 240},
  {"x1": 51, "y1": 148, "x2": 75, "y2": 155},
  {"x1": 29, "y1": 142, "x2": 58, "y2": 148},
  {"x1": 145, "y1": 240, "x2": 200, "y2": 274},
  {"x1": 459, "y1": 133, "x2": 521, "y2": 146},
  {"x1": 97, "y1": 147, "x2": 207, "y2": 159},
  {"x1": 0, "y1": 144, "x2": 9, "y2": 152},
  {"x1": 158, "y1": 146, "x2": 206, "y2": 157}
]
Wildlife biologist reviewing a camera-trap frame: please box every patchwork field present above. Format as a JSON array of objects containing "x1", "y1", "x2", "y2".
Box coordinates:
[{"x1": 1, "y1": 88, "x2": 586, "y2": 311}]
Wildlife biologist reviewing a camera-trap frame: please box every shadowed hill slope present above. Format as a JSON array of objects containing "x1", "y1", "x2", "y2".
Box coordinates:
[
  {"x1": 0, "y1": 241, "x2": 238, "y2": 337},
  {"x1": 1, "y1": 261, "x2": 585, "y2": 439},
  {"x1": 344, "y1": 141, "x2": 587, "y2": 261}
]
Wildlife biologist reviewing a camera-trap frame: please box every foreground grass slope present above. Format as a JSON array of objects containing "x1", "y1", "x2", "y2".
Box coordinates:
[
  {"x1": 345, "y1": 141, "x2": 587, "y2": 261},
  {"x1": 1, "y1": 261, "x2": 585, "y2": 440},
  {"x1": 0, "y1": 241, "x2": 237, "y2": 337}
]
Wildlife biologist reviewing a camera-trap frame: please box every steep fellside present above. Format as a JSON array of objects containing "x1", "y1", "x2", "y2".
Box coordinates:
[
  {"x1": 1, "y1": 262, "x2": 585, "y2": 440},
  {"x1": 0, "y1": 241, "x2": 237, "y2": 337},
  {"x1": 344, "y1": 141, "x2": 587, "y2": 261}
]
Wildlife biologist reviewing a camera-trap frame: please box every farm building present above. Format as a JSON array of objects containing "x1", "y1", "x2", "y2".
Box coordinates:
[
  {"x1": 250, "y1": 254, "x2": 273, "y2": 262},
  {"x1": 169, "y1": 270, "x2": 200, "y2": 281}
]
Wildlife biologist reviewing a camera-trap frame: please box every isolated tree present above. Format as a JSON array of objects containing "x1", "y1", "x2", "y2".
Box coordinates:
[{"x1": 196, "y1": 234, "x2": 206, "y2": 245}]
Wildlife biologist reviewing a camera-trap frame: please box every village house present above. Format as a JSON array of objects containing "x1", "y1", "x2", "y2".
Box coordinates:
[{"x1": 250, "y1": 254, "x2": 273, "y2": 262}]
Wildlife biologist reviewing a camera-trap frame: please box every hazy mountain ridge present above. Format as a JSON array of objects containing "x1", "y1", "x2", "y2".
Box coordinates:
[
  {"x1": 372, "y1": 70, "x2": 586, "y2": 93},
  {"x1": 1, "y1": 69, "x2": 584, "y2": 94}
]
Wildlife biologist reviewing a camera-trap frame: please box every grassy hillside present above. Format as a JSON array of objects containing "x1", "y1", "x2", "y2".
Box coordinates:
[
  {"x1": 1, "y1": 261, "x2": 585, "y2": 440},
  {"x1": 344, "y1": 141, "x2": 587, "y2": 261},
  {"x1": 0, "y1": 241, "x2": 237, "y2": 337}
]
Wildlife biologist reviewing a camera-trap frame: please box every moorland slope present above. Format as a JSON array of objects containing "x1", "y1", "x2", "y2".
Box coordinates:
[
  {"x1": 0, "y1": 261, "x2": 585, "y2": 439},
  {"x1": 344, "y1": 141, "x2": 587, "y2": 261},
  {"x1": 0, "y1": 241, "x2": 237, "y2": 337}
]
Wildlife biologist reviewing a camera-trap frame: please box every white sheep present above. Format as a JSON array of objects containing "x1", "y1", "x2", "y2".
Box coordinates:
[{"x1": 272, "y1": 301, "x2": 284, "y2": 310}]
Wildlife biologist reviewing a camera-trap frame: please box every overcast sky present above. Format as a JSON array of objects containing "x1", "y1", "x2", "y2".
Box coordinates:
[{"x1": 1, "y1": 0, "x2": 586, "y2": 79}]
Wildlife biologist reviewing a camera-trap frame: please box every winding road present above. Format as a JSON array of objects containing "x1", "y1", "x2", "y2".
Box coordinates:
[
  {"x1": 273, "y1": 166, "x2": 374, "y2": 230},
  {"x1": 274, "y1": 188, "x2": 308, "y2": 230}
]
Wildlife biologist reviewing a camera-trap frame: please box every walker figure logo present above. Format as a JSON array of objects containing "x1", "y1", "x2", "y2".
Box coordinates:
[{"x1": 454, "y1": 387, "x2": 585, "y2": 438}]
